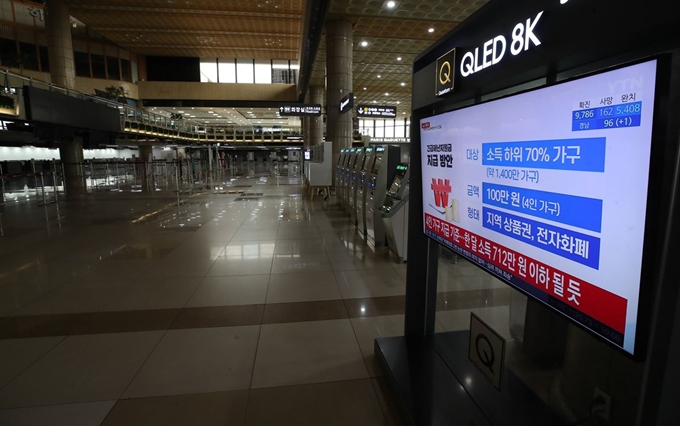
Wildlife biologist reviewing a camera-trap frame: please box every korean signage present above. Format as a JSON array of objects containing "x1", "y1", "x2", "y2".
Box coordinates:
[
  {"x1": 340, "y1": 92, "x2": 353, "y2": 113},
  {"x1": 421, "y1": 60, "x2": 657, "y2": 356},
  {"x1": 436, "y1": 48, "x2": 456, "y2": 96},
  {"x1": 357, "y1": 105, "x2": 397, "y2": 118},
  {"x1": 278, "y1": 104, "x2": 322, "y2": 117}
]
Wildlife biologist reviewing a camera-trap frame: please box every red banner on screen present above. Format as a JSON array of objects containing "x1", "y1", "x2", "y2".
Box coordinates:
[{"x1": 424, "y1": 213, "x2": 627, "y2": 334}]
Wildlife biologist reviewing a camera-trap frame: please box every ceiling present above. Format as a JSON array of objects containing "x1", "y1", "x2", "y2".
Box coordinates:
[
  {"x1": 311, "y1": 0, "x2": 489, "y2": 115},
  {"x1": 64, "y1": 0, "x2": 490, "y2": 126},
  {"x1": 64, "y1": 0, "x2": 304, "y2": 60}
]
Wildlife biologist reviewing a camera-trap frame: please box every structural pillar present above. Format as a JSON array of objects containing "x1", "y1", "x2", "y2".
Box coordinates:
[
  {"x1": 303, "y1": 92, "x2": 311, "y2": 150},
  {"x1": 59, "y1": 137, "x2": 86, "y2": 195},
  {"x1": 309, "y1": 85, "x2": 324, "y2": 147},
  {"x1": 325, "y1": 20, "x2": 353, "y2": 178},
  {"x1": 44, "y1": 0, "x2": 76, "y2": 89},
  {"x1": 138, "y1": 145, "x2": 153, "y2": 192}
]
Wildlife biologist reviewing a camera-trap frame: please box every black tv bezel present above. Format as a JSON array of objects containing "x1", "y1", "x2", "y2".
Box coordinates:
[{"x1": 418, "y1": 56, "x2": 670, "y2": 360}]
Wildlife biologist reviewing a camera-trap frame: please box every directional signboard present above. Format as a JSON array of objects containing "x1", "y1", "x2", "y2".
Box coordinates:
[
  {"x1": 357, "y1": 105, "x2": 397, "y2": 118},
  {"x1": 278, "y1": 104, "x2": 322, "y2": 117}
]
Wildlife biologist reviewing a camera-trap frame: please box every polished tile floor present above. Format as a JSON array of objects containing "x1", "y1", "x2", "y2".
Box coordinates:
[{"x1": 0, "y1": 164, "x2": 509, "y2": 425}]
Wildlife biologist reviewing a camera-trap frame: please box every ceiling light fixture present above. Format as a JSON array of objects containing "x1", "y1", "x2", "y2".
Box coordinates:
[
  {"x1": 363, "y1": 87, "x2": 367, "y2": 90},
  {"x1": 428, "y1": 28, "x2": 435, "y2": 33},
  {"x1": 400, "y1": 82, "x2": 405, "y2": 86},
  {"x1": 384, "y1": 92, "x2": 389, "y2": 96},
  {"x1": 387, "y1": 1, "x2": 396, "y2": 8},
  {"x1": 361, "y1": 41, "x2": 368, "y2": 47},
  {"x1": 397, "y1": 56, "x2": 402, "y2": 61},
  {"x1": 377, "y1": 75, "x2": 381, "y2": 78}
]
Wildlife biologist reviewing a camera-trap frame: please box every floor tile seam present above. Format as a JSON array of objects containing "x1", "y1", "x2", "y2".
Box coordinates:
[
  {"x1": 0, "y1": 397, "x2": 118, "y2": 413},
  {"x1": 0, "y1": 335, "x2": 68, "y2": 394},
  {"x1": 4, "y1": 274, "x2": 84, "y2": 317},
  {"x1": 0, "y1": 292, "x2": 406, "y2": 327},
  {"x1": 247, "y1": 376, "x2": 376, "y2": 392},
  {"x1": 114, "y1": 326, "x2": 174, "y2": 404}
]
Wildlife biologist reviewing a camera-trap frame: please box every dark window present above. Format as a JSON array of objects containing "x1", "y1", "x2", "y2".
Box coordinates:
[
  {"x1": 74, "y1": 51, "x2": 90, "y2": 77},
  {"x1": 106, "y1": 56, "x2": 120, "y2": 80},
  {"x1": 91, "y1": 53, "x2": 106, "y2": 79},
  {"x1": 0, "y1": 38, "x2": 17, "y2": 66},
  {"x1": 120, "y1": 58, "x2": 131, "y2": 82},
  {"x1": 18, "y1": 42, "x2": 39, "y2": 71},
  {"x1": 38, "y1": 45, "x2": 49, "y2": 72}
]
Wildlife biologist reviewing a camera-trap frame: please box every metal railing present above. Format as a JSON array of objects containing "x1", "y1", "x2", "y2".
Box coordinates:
[{"x1": 1, "y1": 69, "x2": 308, "y2": 144}]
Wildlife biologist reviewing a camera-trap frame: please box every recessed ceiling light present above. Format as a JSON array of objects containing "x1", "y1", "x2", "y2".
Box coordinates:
[
  {"x1": 400, "y1": 82, "x2": 405, "y2": 86},
  {"x1": 397, "y1": 101, "x2": 400, "y2": 104},
  {"x1": 373, "y1": 100, "x2": 377, "y2": 103},
  {"x1": 428, "y1": 28, "x2": 435, "y2": 33},
  {"x1": 384, "y1": 92, "x2": 389, "y2": 96},
  {"x1": 397, "y1": 56, "x2": 402, "y2": 61},
  {"x1": 363, "y1": 87, "x2": 367, "y2": 90},
  {"x1": 402, "y1": 112, "x2": 406, "y2": 114},
  {"x1": 361, "y1": 41, "x2": 368, "y2": 47},
  {"x1": 377, "y1": 75, "x2": 381, "y2": 78},
  {"x1": 387, "y1": 1, "x2": 396, "y2": 8}
]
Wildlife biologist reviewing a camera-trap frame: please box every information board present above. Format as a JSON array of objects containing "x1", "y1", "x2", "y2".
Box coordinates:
[
  {"x1": 357, "y1": 105, "x2": 397, "y2": 118},
  {"x1": 420, "y1": 60, "x2": 657, "y2": 355},
  {"x1": 279, "y1": 104, "x2": 322, "y2": 116}
]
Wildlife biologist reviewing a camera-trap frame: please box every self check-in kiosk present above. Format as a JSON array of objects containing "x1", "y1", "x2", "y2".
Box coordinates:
[
  {"x1": 336, "y1": 149, "x2": 346, "y2": 204},
  {"x1": 365, "y1": 145, "x2": 400, "y2": 247},
  {"x1": 347, "y1": 147, "x2": 365, "y2": 222},
  {"x1": 340, "y1": 148, "x2": 356, "y2": 209},
  {"x1": 355, "y1": 147, "x2": 374, "y2": 233},
  {"x1": 380, "y1": 163, "x2": 409, "y2": 262}
]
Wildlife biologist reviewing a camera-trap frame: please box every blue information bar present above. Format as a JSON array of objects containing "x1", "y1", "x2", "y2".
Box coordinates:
[
  {"x1": 481, "y1": 138, "x2": 606, "y2": 172},
  {"x1": 482, "y1": 207, "x2": 601, "y2": 269},
  {"x1": 572, "y1": 114, "x2": 641, "y2": 132},
  {"x1": 482, "y1": 183, "x2": 603, "y2": 232},
  {"x1": 572, "y1": 102, "x2": 642, "y2": 121}
]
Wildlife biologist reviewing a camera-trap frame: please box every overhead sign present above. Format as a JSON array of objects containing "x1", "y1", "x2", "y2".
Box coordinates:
[
  {"x1": 340, "y1": 92, "x2": 354, "y2": 113},
  {"x1": 435, "y1": 48, "x2": 456, "y2": 96},
  {"x1": 469, "y1": 313, "x2": 505, "y2": 390},
  {"x1": 370, "y1": 137, "x2": 410, "y2": 143},
  {"x1": 278, "y1": 104, "x2": 322, "y2": 117},
  {"x1": 421, "y1": 60, "x2": 657, "y2": 356},
  {"x1": 357, "y1": 105, "x2": 397, "y2": 118}
]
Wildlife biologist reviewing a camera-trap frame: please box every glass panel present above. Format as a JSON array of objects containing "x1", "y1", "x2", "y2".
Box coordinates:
[
  {"x1": 395, "y1": 124, "x2": 405, "y2": 138},
  {"x1": 200, "y1": 58, "x2": 218, "y2": 82},
  {"x1": 106, "y1": 56, "x2": 120, "y2": 80},
  {"x1": 0, "y1": 38, "x2": 16, "y2": 66},
  {"x1": 374, "y1": 120, "x2": 384, "y2": 138},
  {"x1": 384, "y1": 120, "x2": 395, "y2": 137},
  {"x1": 38, "y1": 45, "x2": 49, "y2": 72},
  {"x1": 254, "y1": 59, "x2": 271, "y2": 84},
  {"x1": 91, "y1": 54, "x2": 106, "y2": 79},
  {"x1": 74, "y1": 51, "x2": 90, "y2": 77},
  {"x1": 218, "y1": 58, "x2": 236, "y2": 83},
  {"x1": 120, "y1": 58, "x2": 131, "y2": 82},
  {"x1": 236, "y1": 59, "x2": 254, "y2": 84},
  {"x1": 18, "y1": 42, "x2": 38, "y2": 70}
]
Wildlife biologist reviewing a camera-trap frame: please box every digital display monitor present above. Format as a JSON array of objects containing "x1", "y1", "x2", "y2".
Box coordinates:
[
  {"x1": 420, "y1": 60, "x2": 658, "y2": 356},
  {"x1": 372, "y1": 154, "x2": 383, "y2": 174},
  {"x1": 388, "y1": 164, "x2": 409, "y2": 196},
  {"x1": 361, "y1": 149, "x2": 373, "y2": 171}
]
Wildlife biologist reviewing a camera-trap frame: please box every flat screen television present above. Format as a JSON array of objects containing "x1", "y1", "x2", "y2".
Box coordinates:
[{"x1": 420, "y1": 59, "x2": 659, "y2": 356}]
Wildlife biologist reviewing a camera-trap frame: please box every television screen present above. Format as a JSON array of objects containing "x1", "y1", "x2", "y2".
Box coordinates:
[{"x1": 420, "y1": 60, "x2": 657, "y2": 356}]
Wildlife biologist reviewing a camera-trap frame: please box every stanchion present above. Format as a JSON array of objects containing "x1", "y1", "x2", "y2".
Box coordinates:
[{"x1": 52, "y1": 165, "x2": 61, "y2": 225}]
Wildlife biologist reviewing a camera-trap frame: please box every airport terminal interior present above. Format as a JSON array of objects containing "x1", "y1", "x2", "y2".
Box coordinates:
[{"x1": 1, "y1": 0, "x2": 680, "y2": 425}]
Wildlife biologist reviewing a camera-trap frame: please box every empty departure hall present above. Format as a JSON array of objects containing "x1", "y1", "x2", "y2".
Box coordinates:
[{"x1": 1, "y1": 0, "x2": 680, "y2": 425}]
